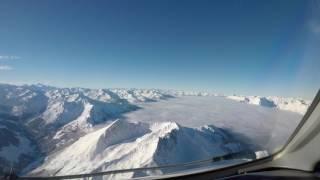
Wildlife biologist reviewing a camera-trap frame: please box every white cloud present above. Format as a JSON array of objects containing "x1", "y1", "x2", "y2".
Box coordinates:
[
  {"x1": 0, "y1": 65, "x2": 13, "y2": 70},
  {"x1": 0, "y1": 55, "x2": 20, "y2": 60},
  {"x1": 0, "y1": 55, "x2": 20, "y2": 70}
]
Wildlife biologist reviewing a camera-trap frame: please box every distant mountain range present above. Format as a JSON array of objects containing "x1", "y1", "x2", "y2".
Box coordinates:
[{"x1": 0, "y1": 83, "x2": 310, "y2": 177}]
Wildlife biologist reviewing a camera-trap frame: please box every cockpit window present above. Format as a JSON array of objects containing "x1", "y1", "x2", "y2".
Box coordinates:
[{"x1": 0, "y1": 0, "x2": 319, "y2": 179}]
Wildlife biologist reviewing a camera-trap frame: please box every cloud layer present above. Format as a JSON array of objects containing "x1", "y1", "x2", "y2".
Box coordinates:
[
  {"x1": 0, "y1": 55, "x2": 20, "y2": 71},
  {"x1": 0, "y1": 65, "x2": 13, "y2": 71}
]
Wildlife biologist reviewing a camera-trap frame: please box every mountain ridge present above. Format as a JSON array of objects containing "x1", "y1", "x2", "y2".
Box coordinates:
[{"x1": 0, "y1": 83, "x2": 310, "y2": 176}]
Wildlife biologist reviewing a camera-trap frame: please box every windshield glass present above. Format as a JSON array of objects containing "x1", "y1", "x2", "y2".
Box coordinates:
[{"x1": 0, "y1": 0, "x2": 319, "y2": 179}]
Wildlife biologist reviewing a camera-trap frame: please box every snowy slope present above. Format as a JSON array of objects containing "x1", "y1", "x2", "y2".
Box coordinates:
[
  {"x1": 0, "y1": 119, "x2": 39, "y2": 174},
  {"x1": 29, "y1": 120, "x2": 253, "y2": 179}
]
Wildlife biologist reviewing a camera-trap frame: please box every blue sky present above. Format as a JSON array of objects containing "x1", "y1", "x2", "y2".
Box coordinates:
[{"x1": 0, "y1": 0, "x2": 319, "y2": 98}]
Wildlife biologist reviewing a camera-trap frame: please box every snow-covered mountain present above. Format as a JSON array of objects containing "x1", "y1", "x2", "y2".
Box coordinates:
[
  {"x1": 0, "y1": 84, "x2": 174, "y2": 174},
  {"x1": 0, "y1": 83, "x2": 311, "y2": 177},
  {"x1": 226, "y1": 95, "x2": 310, "y2": 114},
  {"x1": 0, "y1": 119, "x2": 39, "y2": 174},
  {"x1": 29, "y1": 120, "x2": 254, "y2": 179}
]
